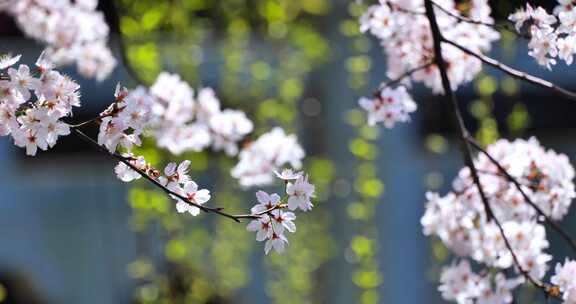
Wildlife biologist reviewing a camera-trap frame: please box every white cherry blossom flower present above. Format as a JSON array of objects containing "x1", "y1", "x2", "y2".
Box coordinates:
[
  {"x1": 271, "y1": 209, "x2": 296, "y2": 234},
  {"x1": 7, "y1": 64, "x2": 40, "y2": 101},
  {"x1": 247, "y1": 214, "x2": 273, "y2": 241},
  {"x1": 175, "y1": 181, "x2": 211, "y2": 216},
  {"x1": 274, "y1": 168, "x2": 302, "y2": 181},
  {"x1": 251, "y1": 191, "x2": 281, "y2": 214},
  {"x1": 264, "y1": 231, "x2": 288, "y2": 255},
  {"x1": 114, "y1": 155, "x2": 146, "y2": 182},
  {"x1": 359, "y1": 86, "x2": 417, "y2": 128},
  {"x1": 0, "y1": 54, "x2": 21, "y2": 70},
  {"x1": 286, "y1": 175, "x2": 315, "y2": 211}
]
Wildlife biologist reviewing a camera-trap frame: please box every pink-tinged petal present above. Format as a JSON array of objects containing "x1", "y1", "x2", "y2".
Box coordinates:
[
  {"x1": 283, "y1": 212, "x2": 296, "y2": 221},
  {"x1": 188, "y1": 206, "x2": 200, "y2": 216},
  {"x1": 194, "y1": 189, "x2": 211, "y2": 204},
  {"x1": 256, "y1": 229, "x2": 269, "y2": 241},
  {"x1": 287, "y1": 196, "x2": 299, "y2": 211},
  {"x1": 164, "y1": 162, "x2": 176, "y2": 176},
  {"x1": 273, "y1": 239, "x2": 285, "y2": 253},
  {"x1": 183, "y1": 181, "x2": 198, "y2": 193},
  {"x1": 269, "y1": 193, "x2": 281, "y2": 204},
  {"x1": 286, "y1": 183, "x2": 295, "y2": 196},
  {"x1": 264, "y1": 240, "x2": 273, "y2": 255},
  {"x1": 283, "y1": 221, "x2": 296, "y2": 233},
  {"x1": 177, "y1": 160, "x2": 190, "y2": 174},
  {"x1": 26, "y1": 142, "x2": 37, "y2": 156},
  {"x1": 246, "y1": 220, "x2": 260, "y2": 232},
  {"x1": 175, "y1": 201, "x2": 189, "y2": 213},
  {"x1": 256, "y1": 190, "x2": 269, "y2": 204},
  {"x1": 250, "y1": 204, "x2": 266, "y2": 214}
]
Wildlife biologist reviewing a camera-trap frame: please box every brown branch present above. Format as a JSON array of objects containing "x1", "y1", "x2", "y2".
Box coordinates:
[
  {"x1": 466, "y1": 136, "x2": 576, "y2": 254},
  {"x1": 442, "y1": 38, "x2": 576, "y2": 102},
  {"x1": 70, "y1": 127, "x2": 274, "y2": 222},
  {"x1": 424, "y1": 0, "x2": 559, "y2": 298}
]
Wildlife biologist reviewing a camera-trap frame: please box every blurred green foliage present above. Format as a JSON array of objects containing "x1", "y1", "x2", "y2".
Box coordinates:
[
  {"x1": 118, "y1": 0, "x2": 339, "y2": 303},
  {"x1": 116, "y1": 0, "x2": 536, "y2": 303}
]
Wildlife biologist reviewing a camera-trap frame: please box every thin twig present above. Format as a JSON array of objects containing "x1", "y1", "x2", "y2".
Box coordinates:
[
  {"x1": 70, "y1": 127, "x2": 273, "y2": 222},
  {"x1": 466, "y1": 136, "x2": 576, "y2": 254},
  {"x1": 68, "y1": 113, "x2": 113, "y2": 128},
  {"x1": 489, "y1": 205, "x2": 552, "y2": 294},
  {"x1": 424, "y1": 0, "x2": 559, "y2": 298},
  {"x1": 373, "y1": 62, "x2": 434, "y2": 96},
  {"x1": 383, "y1": 0, "x2": 424, "y2": 15},
  {"x1": 442, "y1": 38, "x2": 576, "y2": 102}
]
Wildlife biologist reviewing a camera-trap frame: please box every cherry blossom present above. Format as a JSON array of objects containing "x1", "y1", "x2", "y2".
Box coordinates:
[
  {"x1": 247, "y1": 214, "x2": 273, "y2": 241},
  {"x1": 0, "y1": 54, "x2": 80, "y2": 156},
  {"x1": 422, "y1": 137, "x2": 575, "y2": 302},
  {"x1": 274, "y1": 168, "x2": 302, "y2": 181},
  {"x1": 360, "y1": 0, "x2": 499, "y2": 94},
  {"x1": 7, "y1": 64, "x2": 40, "y2": 101},
  {"x1": 251, "y1": 191, "x2": 282, "y2": 214},
  {"x1": 551, "y1": 259, "x2": 576, "y2": 303},
  {"x1": 246, "y1": 170, "x2": 315, "y2": 254},
  {"x1": 0, "y1": 54, "x2": 21, "y2": 70},
  {"x1": 264, "y1": 232, "x2": 288, "y2": 255},
  {"x1": 0, "y1": 0, "x2": 116, "y2": 80},
  {"x1": 232, "y1": 127, "x2": 305, "y2": 187},
  {"x1": 286, "y1": 175, "x2": 315, "y2": 211},
  {"x1": 175, "y1": 181, "x2": 211, "y2": 216},
  {"x1": 508, "y1": 2, "x2": 576, "y2": 68},
  {"x1": 359, "y1": 86, "x2": 417, "y2": 128},
  {"x1": 438, "y1": 260, "x2": 523, "y2": 304},
  {"x1": 358, "y1": 0, "x2": 499, "y2": 125}
]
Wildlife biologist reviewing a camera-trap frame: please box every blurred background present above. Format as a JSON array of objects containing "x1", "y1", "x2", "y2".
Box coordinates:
[{"x1": 1, "y1": 0, "x2": 576, "y2": 303}]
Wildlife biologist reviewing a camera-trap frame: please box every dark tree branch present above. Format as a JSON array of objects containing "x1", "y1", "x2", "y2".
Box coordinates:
[
  {"x1": 442, "y1": 38, "x2": 576, "y2": 101},
  {"x1": 424, "y1": 0, "x2": 559, "y2": 298},
  {"x1": 423, "y1": 0, "x2": 493, "y2": 221}
]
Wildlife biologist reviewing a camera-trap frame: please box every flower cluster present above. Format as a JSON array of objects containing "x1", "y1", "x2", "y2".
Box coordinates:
[
  {"x1": 439, "y1": 260, "x2": 524, "y2": 304},
  {"x1": 232, "y1": 127, "x2": 305, "y2": 187},
  {"x1": 422, "y1": 137, "x2": 576, "y2": 302},
  {"x1": 358, "y1": 86, "x2": 417, "y2": 128},
  {"x1": 97, "y1": 73, "x2": 253, "y2": 157},
  {"x1": 115, "y1": 158, "x2": 211, "y2": 216},
  {"x1": 359, "y1": 0, "x2": 499, "y2": 96},
  {"x1": 552, "y1": 259, "x2": 576, "y2": 303},
  {"x1": 246, "y1": 169, "x2": 315, "y2": 254},
  {"x1": 0, "y1": 54, "x2": 79, "y2": 155},
  {"x1": 97, "y1": 85, "x2": 152, "y2": 153},
  {"x1": 1, "y1": 51, "x2": 310, "y2": 254},
  {"x1": 94, "y1": 73, "x2": 304, "y2": 187},
  {"x1": 148, "y1": 73, "x2": 253, "y2": 156},
  {"x1": 509, "y1": 2, "x2": 576, "y2": 69},
  {"x1": 0, "y1": 0, "x2": 116, "y2": 80}
]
